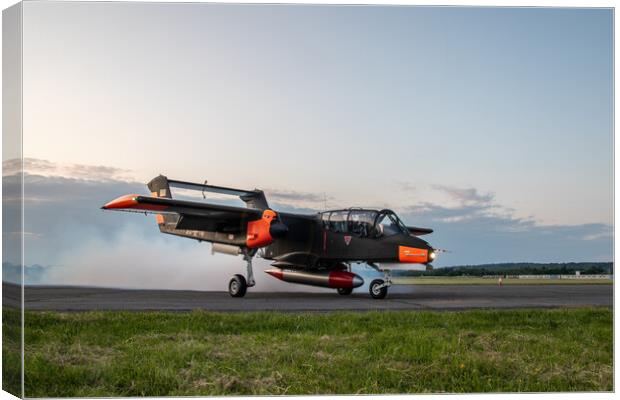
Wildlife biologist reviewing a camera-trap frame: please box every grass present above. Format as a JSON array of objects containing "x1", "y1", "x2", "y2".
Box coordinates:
[
  {"x1": 2, "y1": 307, "x2": 612, "y2": 396},
  {"x1": 2, "y1": 307, "x2": 21, "y2": 397},
  {"x1": 394, "y1": 277, "x2": 613, "y2": 285}
]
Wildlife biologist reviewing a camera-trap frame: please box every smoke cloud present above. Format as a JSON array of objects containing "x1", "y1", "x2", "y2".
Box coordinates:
[{"x1": 43, "y1": 224, "x2": 325, "y2": 291}]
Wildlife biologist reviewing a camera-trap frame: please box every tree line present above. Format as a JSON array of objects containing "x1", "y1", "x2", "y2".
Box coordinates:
[{"x1": 398, "y1": 262, "x2": 613, "y2": 277}]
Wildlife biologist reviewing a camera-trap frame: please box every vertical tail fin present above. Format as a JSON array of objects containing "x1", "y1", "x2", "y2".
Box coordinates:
[
  {"x1": 147, "y1": 175, "x2": 172, "y2": 226},
  {"x1": 147, "y1": 175, "x2": 172, "y2": 199}
]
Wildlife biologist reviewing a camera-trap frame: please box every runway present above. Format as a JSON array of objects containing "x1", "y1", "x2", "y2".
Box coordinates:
[{"x1": 3, "y1": 283, "x2": 613, "y2": 311}]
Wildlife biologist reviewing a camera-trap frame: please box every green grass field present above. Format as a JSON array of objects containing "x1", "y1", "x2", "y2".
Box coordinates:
[
  {"x1": 394, "y1": 277, "x2": 613, "y2": 285},
  {"x1": 2, "y1": 308, "x2": 613, "y2": 396}
]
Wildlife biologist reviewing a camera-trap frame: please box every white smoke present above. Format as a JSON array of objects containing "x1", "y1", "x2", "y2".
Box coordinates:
[{"x1": 42, "y1": 223, "x2": 327, "y2": 292}]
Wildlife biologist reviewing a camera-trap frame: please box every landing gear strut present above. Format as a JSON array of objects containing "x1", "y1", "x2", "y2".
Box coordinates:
[
  {"x1": 228, "y1": 249, "x2": 256, "y2": 298},
  {"x1": 244, "y1": 251, "x2": 256, "y2": 287}
]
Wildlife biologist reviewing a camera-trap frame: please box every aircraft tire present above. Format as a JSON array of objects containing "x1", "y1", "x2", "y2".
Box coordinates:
[
  {"x1": 337, "y1": 287, "x2": 353, "y2": 295},
  {"x1": 229, "y1": 274, "x2": 247, "y2": 297},
  {"x1": 369, "y1": 279, "x2": 388, "y2": 299}
]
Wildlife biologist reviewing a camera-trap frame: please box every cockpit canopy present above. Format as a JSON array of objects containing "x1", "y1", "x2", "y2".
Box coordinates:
[{"x1": 319, "y1": 208, "x2": 410, "y2": 238}]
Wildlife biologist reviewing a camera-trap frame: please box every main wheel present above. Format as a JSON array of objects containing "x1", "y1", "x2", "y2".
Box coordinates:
[
  {"x1": 369, "y1": 279, "x2": 388, "y2": 299},
  {"x1": 337, "y1": 287, "x2": 353, "y2": 295},
  {"x1": 229, "y1": 274, "x2": 247, "y2": 297}
]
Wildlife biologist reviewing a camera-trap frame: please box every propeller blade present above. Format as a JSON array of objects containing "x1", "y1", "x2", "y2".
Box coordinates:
[
  {"x1": 434, "y1": 248, "x2": 451, "y2": 253},
  {"x1": 269, "y1": 215, "x2": 288, "y2": 238}
]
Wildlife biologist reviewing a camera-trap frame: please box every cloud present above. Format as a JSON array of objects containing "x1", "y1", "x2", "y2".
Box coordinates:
[
  {"x1": 431, "y1": 184, "x2": 494, "y2": 206},
  {"x1": 265, "y1": 189, "x2": 330, "y2": 204},
  {"x1": 167, "y1": 187, "x2": 327, "y2": 211},
  {"x1": 582, "y1": 228, "x2": 613, "y2": 241},
  {"x1": 62, "y1": 163, "x2": 132, "y2": 182},
  {"x1": 400, "y1": 193, "x2": 612, "y2": 266},
  {"x1": 396, "y1": 181, "x2": 419, "y2": 193},
  {"x1": 2, "y1": 263, "x2": 49, "y2": 285},
  {"x1": 401, "y1": 184, "x2": 520, "y2": 226},
  {"x1": 3, "y1": 157, "x2": 133, "y2": 182},
  {"x1": 3, "y1": 158, "x2": 54, "y2": 176}
]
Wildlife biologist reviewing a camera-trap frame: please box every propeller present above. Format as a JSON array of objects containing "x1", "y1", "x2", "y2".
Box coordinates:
[{"x1": 269, "y1": 214, "x2": 288, "y2": 239}]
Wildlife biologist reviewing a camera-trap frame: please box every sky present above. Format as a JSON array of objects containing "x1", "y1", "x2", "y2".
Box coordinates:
[{"x1": 2, "y1": 3, "x2": 614, "y2": 289}]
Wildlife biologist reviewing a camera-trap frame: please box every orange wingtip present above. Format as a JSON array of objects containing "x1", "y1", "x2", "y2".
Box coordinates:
[
  {"x1": 102, "y1": 194, "x2": 140, "y2": 209},
  {"x1": 102, "y1": 194, "x2": 170, "y2": 211}
]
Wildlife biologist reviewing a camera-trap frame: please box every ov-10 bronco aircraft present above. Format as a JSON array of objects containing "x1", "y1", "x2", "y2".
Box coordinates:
[{"x1": 102, "y1": 175, "x2": 438, "y2": 299}]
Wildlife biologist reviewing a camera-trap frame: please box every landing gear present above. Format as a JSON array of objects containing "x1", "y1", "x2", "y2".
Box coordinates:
[
  {"x1": 337, "y1": 287, "x2": 353, "y2": 295},
  {"x1": 368, "y1": 263, "x2": 391, "y2": 299},
  {"x1": 228, "y1": 250, "x2": 256, "y2": 298},
  {"x1": 229, "y1": 274, "x2": 247, "y2": 297},
  {"x1": 369, "y1": 279, "x2": 388, "y2": 299},
  {"x1": 243, "y1": 251, "x2": 256, "y2": 287}
]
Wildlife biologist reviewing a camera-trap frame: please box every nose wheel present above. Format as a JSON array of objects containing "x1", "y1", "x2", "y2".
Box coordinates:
[
  {"x1": 367, "y1": 263, "x2": 391, "y2": 299},
  {"x1": 369, "y1": 279, "x2": 388, "y2": 299}
]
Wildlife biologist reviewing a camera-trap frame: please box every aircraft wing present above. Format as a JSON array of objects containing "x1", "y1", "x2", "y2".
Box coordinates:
[{"x1": 102, "y1": 194, "x2": 262, "y2": 231}]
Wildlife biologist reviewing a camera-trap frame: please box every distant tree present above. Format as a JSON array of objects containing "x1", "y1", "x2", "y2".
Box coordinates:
[{"x1": 395, "y1": 262, "x2": 613, "y2": 277}]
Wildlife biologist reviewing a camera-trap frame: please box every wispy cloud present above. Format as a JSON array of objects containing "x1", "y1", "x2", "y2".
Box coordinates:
[
  {"x1": 171, "y1": 187, "x2": 332, "y2": 210},
  {"x1": 5, "y1": 158, "x2": 333, "y2": 209},
  {"x1": 400, "y1": 187, "x2": 612, "y2": 265},
  {"x1": 402, "y1": 184, "x2": 503, "y2": 224},
  {"x1": 431, "y1": 184, "x2": 494, "y2": 206},
  {"x1": 2, "y1": 263, "x2": 49, "y2": 285},
  {"x1": 3, "y1": 157, "x2": 134, "y2": 182},
  {"x1": 265, "y1": 189, "x2": 332, "y2": 204}
]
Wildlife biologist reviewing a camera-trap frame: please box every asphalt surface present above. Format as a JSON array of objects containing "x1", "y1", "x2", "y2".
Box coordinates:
[{"x1": 2, "y1": 282, "x2": 613, "y2": 311}]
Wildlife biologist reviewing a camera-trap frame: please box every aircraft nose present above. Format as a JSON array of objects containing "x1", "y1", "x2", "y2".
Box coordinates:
[{"x1": 352, "y1": 275, "x2": 364, "y2": 288}]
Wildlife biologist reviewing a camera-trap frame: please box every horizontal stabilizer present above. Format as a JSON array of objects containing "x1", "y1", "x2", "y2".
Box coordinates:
[
  {"x1": 154, "y1": 176, "x2": 269, "y2": 210},
  {"x1": 168, "y1": 179, "x2": 258, "y2": 198}
]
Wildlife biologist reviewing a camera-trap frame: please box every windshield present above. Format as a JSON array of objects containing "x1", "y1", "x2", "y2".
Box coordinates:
[{"x1": 373, "y1": 211, "x2": 409, "y2": 237}]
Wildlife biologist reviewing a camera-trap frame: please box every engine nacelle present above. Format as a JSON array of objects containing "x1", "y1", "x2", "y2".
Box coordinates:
[{"x1": 246, "y1": 210, "x2": 276, "y2": 249}]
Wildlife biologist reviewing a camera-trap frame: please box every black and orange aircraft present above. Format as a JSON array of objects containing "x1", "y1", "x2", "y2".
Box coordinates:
[{"x1": 102, "y1": 175, "x2": 437, "y2": 299}]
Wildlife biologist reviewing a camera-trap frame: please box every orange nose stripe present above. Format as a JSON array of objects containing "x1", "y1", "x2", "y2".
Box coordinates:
[{"x1": 398, "y1": 246, "x2": 429, "y2": 263}]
